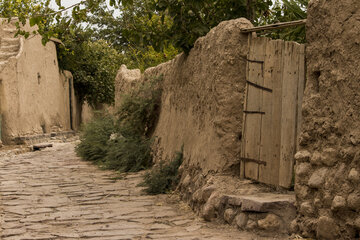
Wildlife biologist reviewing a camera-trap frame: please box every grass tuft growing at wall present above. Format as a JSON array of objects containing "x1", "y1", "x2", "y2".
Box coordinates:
[
  {"x1": 75, "y1": 113, "x2": 116, "y2": 164},
  {"x1": 140, "y1": 147, "x2": 183, "y2": 195}
]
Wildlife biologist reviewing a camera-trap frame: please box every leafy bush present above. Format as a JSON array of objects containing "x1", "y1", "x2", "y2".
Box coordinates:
[
  {"x1": 116, "y1": 76, "x2": 162, "y2": 137},
  {"x1": 140, "y1": 147, "x2": 183, "y2": 195},
  {"x1": 104, "y1": 136, "x2": 152, "y2": 172},
  {"x1": 75, "y1": 113, "x2": 116, "y2": 163},
  {"x1": 76, "y1": 76, "x2": 162, "y2": 174}
]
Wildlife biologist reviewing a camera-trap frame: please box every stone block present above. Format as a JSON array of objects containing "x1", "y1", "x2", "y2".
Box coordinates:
[
  {"x1": 227, "y1": 195, "x2": 243, "y2": 206},
  {"x1": 295, "y1": 185, "x2": 310, "y2": 199},
  {"x1": 308, "y1": 168, "x2": 328, "y2": 188},
  {"x1": 223, "y1": 208, "x2": 236, "y2": 224},
  {"x1": 347, "y1": 192, "x2": 360, "y2": 210},
  {"x1": 201, "y1": 186, "x2": 216, "y2": 202},
  {"x1": 331, "y1": 195, "x2": 346, "y2": 211},
  {"x1": 235, "y1": 213, "x2": 248, "y2": 229},
  {"x1": 314, "y1": 198, "x2": 322, "y2": 209},
  {"x1": 354, "y1": 217, "x2": 360, "y2": 230},
  {"x1": 299, "y1": 202, "x2": 314, "y2": 216},
  {"x1": 201, "y1": 203, "x2": 215, "y2": 221},
  {"x1": 348, "y1": 168, "x2": 360, "y2": 183},
  {"x1": 310, "y1": 151, "x2": 322, "y2": 165},
  {"x1": 350, "y1": 130, "x2": 360, "y2": 145},
  {"x1": 290, "y1": 219, "x2": 299, "y2": 234},
  {"x1": 316, "y1": 216, "x2": 339, "y2": 240},
  {"x1": 192, "y1": 189, "x2": 202, "y2": 202},
  {"x1": 322, "y1": 148, "x2": 337, "y2": 166},
  {"x1": 245, "y1": 219, "x2": 257, "y2": 230},
  {"x1": 201, "y1": 191, "x2": 222, "y2": 221},
  {"x1": 258, "y1": 214, "x2": 281, "y2": 231},
  {"x1": 296, "y1": 162, "x2": 311, "y2": 177},
  {"x1": 295, "y1": 150, "x2": 311, "y2": 162},
  {"x1": 240, "y1": 194, "x2": 295, "y2": 213}
]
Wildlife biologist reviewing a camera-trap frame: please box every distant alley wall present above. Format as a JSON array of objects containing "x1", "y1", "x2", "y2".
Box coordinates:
[{"x1": 0, "y1": 20, "x2": 76, "y2": 144}]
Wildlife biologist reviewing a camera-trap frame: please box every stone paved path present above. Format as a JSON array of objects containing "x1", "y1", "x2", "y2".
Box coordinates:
[{"x1": 0, "y1": 142, "x2": 272, "y2": 240}]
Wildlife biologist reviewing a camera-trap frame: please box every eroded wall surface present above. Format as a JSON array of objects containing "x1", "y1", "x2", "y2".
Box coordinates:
[
  {"x1": 294, "y1": 0, "x2": 360, "y2": 239},
  {"x1": 116, "y1": 18, "x2": 252, "y2": 174},
  {"x1": 0, "y1": 25, "x2": 75, "y2": 143}
]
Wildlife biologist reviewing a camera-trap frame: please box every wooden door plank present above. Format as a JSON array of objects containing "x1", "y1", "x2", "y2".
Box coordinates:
[
  {"x1": 279, "y1": 42, "x2": 301, "y2": 188},
  {"x1": 240, "y1": 34, "x2": 252, "y2": 180},
  {"x1": 258, "y1": 39, "x2": 284, "y2": 186},
  {"x1": 244, "y1": 37, "x2": 267, "y2": 181}
]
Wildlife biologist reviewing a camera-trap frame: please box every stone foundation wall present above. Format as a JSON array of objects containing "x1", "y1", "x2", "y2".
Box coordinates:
[
  {"x1": 177, "y1": 172, "x2": 296, "y2": 236},
  {"x1": 294, "y1": 0, "x2": 360, "y2": 239}
]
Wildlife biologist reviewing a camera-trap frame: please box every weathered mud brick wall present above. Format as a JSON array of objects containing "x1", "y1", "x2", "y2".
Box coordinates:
[
  {"x1": 0, "y1": 19, "x2": 78, "y2": 144},
  {"x1": 115, "y1": 18, "x2": 297, "y2": 236},
  {"x1": 116, "y1": 18, "x2": 253, "y2": 174},
  {"x1": 145, "y1": 18, "x2": 252, "y2": 174},
  {"x1": 294, "y1": 0, "x2": 360, "y2": 239}
]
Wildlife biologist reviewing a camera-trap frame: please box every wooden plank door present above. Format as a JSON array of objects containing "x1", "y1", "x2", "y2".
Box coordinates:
[
  {"x1": 242, "y1": 37, "x2": 267, "y2": 181},
  {"x1": 241, "y1": 36, "x2": 305, "y2": 188}
]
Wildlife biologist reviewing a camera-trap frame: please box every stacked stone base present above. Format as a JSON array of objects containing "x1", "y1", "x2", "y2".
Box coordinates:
[{"x1": 178, "y1": 170, "x2": 296, "y2": 237}]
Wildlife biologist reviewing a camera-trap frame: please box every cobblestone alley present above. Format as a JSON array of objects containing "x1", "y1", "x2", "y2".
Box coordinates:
[{"x1": 0, "y1": 142, "x2": 276, "y2": 240}]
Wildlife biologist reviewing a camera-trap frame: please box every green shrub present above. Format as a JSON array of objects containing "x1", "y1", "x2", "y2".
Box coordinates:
[
  {"x1": 75, "y1": 113, "x2": 116, "y2": 163},
  {"x1": 104, "y1": 135, "x2": 153, "y2": 172},
  {"x1": 76, "y1": 76, "x2": 162, "y2": 174},
  {"x1": 140, "y1": 147, "x2": 183, "y2": 195},
  {"x1": 116, "y1": 76, "x2": 162, "y2": 137}
]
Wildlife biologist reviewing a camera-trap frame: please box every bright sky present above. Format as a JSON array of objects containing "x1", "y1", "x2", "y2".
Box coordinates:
[
  {"x1": 49, "y1": 0, "x2": 120, "y2": 17},
  {"x1": 49, "y1": 0, "x2": 82, "y2": 9}
]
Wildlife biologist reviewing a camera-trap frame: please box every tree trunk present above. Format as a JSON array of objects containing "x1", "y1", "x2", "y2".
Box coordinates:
[{"x1": 247, "y1": 0, "x2": 254, "y2": 22}]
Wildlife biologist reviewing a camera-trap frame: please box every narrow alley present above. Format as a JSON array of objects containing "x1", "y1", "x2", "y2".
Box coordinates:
[{"x1": 0, "y1": 141, "x2": 271, "y2": 240}]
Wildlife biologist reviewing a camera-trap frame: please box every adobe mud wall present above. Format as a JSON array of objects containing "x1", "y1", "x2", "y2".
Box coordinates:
[
  {"x1": 0, "y1": 20, "x2": 76, "y2": 144},
  {"x1": 116, "y1": 18, "x2": 252, "y2": 175},
  {"x1": 116, "y1": 18, "x2": 298, "y2": 236},
  {"x1": 294, "y1": 0, "x2": 360, "y2": 239},
  {"x1": 146, "y1": 18, "x2": 253, "y2": 174}
]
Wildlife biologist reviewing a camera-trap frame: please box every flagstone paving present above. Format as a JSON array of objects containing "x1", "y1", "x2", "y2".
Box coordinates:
[{"x1": 0, "y1": 142, "x2": 276, "y2": 240}]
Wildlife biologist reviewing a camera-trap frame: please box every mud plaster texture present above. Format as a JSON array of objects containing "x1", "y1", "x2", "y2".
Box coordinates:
[
  {"x1": 115, "y1": 17, "x2": 253, "y2": 186},
  {"x1": 115, "y1": 18, "x2": 296, "y2": 236},
  {"x1": 294, "y1": 0, "x2": 360, "y2": 239},
  {"x1": 0, "y1": 20, "x2": 77, "y2": 144},
  {"x1": 144, "y1": 18, "x2": 252, "y2": 174}
]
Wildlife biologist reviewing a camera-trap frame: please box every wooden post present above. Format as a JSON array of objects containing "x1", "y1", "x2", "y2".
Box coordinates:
[{"x1": 241, "y1": 20, "x2": 306, "y2": 33}]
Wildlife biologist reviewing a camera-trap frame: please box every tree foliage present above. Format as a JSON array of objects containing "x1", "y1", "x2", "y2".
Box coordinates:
[
  {"x1": 1, "y1": 0, "x2": 308, "y2": 107},
  {"x1": 53, "y1": 19, "x2": 122, "y2": 106},
  {"x1": 151, "y1": 0, "x2": 273, "y2": 53},
  {"x1": 0, "y1": 0, "x2": 48, "y2": 19},
  {"x1": 259, "y1": 0, "x2": 308, "y2": 43},
  {"x1": 58, "y1": 37, "x2": 122, "y2": 106},
  {"x1": 87, "y1": 0, "x2": 179, "y2": 71}
]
